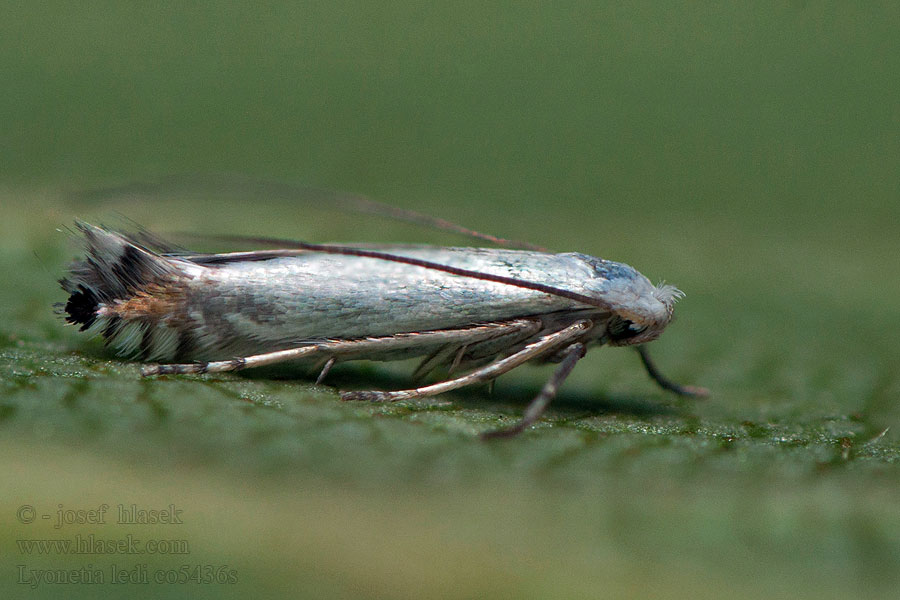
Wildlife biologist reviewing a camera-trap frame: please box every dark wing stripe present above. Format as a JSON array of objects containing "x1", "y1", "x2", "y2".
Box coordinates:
[{"x1": 183, "y1": 243, "x2": 614, "y2": 311}]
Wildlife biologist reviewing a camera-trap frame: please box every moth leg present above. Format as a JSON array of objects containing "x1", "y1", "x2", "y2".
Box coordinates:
[
  {"x1": 341, "y1": 320, "x2": 592, "y2": 403},
  {"x1": 636, "y1": 345, "x2": 708, "y2": 397},
  {"x1": 142, "y1": 319, "x2": 543, "y2": 377},
  {"x1": 481, "y1": 342, "x2": 586, "y2": 439},
  {"x1": 448, "y1": 344, "x2": 469, "y2": 374},
  {"x1": 141, "y1": 344, "x2": 325, "y2": 376},
  {"x1": 411, "y1": 345, "x2": 457, "y2": 381},
  {"x1": 315, "y1": 357, "x2": 336, "y2": 384}
]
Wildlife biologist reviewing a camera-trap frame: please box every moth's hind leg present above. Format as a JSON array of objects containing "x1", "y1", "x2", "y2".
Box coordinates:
[
  {"x1": 141, "y1": 344, "x2": 325, "y2": 376},
  {"x1": 635, "y1": 346, "x2": 708, "y2": 397},
  {"x1": 142, "y1": 319, "x2": 542, "y2": 379}
]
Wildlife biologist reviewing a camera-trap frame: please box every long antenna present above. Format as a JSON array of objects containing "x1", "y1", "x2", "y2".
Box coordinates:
[{"x1": 71, "y1": 173, "x2": 547, "y2": 251}]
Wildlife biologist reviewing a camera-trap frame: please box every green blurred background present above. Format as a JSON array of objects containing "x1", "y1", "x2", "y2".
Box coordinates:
[{"x1": 2, "y1": 2, "x2": 898, "y2": 598}]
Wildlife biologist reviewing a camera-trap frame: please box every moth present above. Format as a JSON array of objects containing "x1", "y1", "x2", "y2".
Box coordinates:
[{"x1": 59, "y1": 190, "x2": 706, "y2": 438}]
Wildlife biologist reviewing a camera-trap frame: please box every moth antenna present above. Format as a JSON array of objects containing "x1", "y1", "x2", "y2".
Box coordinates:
[
  {"x1": 636, "y1": 346, "x2": 708, "y2": 397},
  {"x1": 70, "y1": 172, "x2": 546, "y2": 251}
]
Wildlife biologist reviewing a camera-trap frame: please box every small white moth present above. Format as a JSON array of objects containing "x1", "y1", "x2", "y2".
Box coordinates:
[{"x1": 59, "y1": 198, "x2": 705, "y2": 438}]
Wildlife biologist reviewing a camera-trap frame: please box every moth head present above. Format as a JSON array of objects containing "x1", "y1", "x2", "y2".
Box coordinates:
[{"x1": 606, "y1": 283, "x2": 683, "y2": 346}]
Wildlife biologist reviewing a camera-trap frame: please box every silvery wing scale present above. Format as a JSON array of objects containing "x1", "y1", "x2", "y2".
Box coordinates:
[{"x1": 60, "y1": 223, "x2": 706, "y2": 438}]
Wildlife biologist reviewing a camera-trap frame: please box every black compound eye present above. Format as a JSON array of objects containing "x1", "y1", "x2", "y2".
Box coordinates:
[{"x1": 608, "y1": 317, "x2": 646, "y2": 341}]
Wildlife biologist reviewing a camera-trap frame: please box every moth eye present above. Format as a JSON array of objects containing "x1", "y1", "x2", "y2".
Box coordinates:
[{"x1": 608, "y1": 317, "x2": 646, "y2": 341}]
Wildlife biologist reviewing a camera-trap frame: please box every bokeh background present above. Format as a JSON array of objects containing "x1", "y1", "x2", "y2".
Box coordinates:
[{"x1": 2, "y1": 2, "x2": 898, "y2": 598}]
